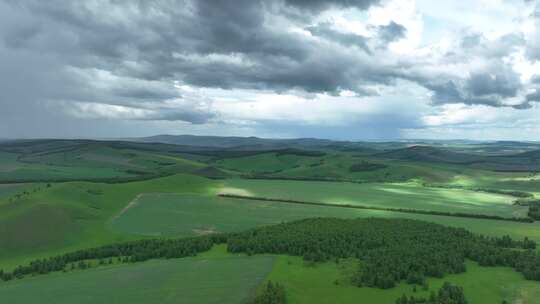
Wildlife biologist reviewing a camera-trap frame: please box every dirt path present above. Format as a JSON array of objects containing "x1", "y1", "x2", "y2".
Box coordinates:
[{"x1": 111, "y1": 193, "x2": 143, "y2": 221}]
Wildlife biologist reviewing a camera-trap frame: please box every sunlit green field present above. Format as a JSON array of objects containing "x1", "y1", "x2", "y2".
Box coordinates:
[{"x1": 222, "y1": 178, "x2": 523, "y2": 217}]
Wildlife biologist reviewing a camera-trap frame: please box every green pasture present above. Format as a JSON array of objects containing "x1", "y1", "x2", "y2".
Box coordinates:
[
  {"x1": 222, "y1": 179, "x2": 523, "y2": 217},
  {"x1": 0, "y1": 250, "x2": 274, "y2": 304}
]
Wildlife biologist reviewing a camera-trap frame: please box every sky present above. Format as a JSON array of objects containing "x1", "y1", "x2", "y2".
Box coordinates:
[{"x1": 1, "y1": 0, "x2": 540, "y2": 141}]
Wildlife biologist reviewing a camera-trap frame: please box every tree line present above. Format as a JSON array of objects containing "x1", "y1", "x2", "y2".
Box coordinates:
[
  {"x1": 514, "y1": 198, "x2": 540, "y2": 221},
  {"x1": 0, "y1": 235, "x2": 225, "y2": 281},
  {"x1": 218, "y1": 194, "x2": 535, "y2": 223},
  {"x1": 396, "y1": 282, "x2": 467, "y2": 304},
  {"x1": 251, "y1": 281, "x2": 286, "y2": 304}
]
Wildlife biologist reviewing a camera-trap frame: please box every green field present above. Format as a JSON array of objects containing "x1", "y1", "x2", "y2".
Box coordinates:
[
  {"x1": 0, "y1": 248, "x2": 275, "y2": 304},
  {"x1": 222, "y1": 179, "x2": 523, "y2": 217},
  {"x1": 110, "y1": 192, "x2": 540, "y2": 244}
]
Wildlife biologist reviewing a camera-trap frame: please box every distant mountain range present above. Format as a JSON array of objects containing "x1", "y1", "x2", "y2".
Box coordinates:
[{"x1": 133, "y1": 134, "x2": 540, "y2": 154}]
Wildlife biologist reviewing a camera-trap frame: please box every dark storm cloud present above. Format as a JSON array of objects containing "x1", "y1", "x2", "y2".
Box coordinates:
[
  {"x1": 1, "y1": 0, "x2": 406, "y2": 95},
  {"x1": 466, "y1": 71, "x2": 521, "y2": 98},
  {"x1": 416, "y1": 64, "x2": 525, "y2": 108},
  {"x1": 136, "y1": 110, "x2": 215, "y2": 124}
]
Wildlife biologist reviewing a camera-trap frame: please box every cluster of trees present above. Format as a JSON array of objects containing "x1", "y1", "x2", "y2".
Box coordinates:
[
  {"x1": 219, "y1": 194, "x2": 534, "y2": 223},
  {"x1": 6, "y1": 184, "x2": 53, "y2": 202},
  {"x1": 396, "y1": 282, "x2": 467, "y2": 304},
  {"x1": 514, "y1": 198, "x2": 540, "y2": 221},
  {"x1": 0, "y1": 235, "x2": 225, "y2": 281},
  {"x1": 349, "y1": 161, "x2": 388, "y2": 172},
  {"x1": 251, "y1": 281, "x2": 286, "y2": 304},
  {"x1": 227, "y1": 218, "x2": 540, "y2": 289},
  {"x1": 530, "y1": 204, "x2": 540, "y2": 220}
]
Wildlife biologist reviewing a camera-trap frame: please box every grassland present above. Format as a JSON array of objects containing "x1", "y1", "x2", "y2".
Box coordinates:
[
  {"x1": 0, "y1": 246, "x2": 275, "y2": 304},
  {"x1": 222, "y1": 179, "x2": 523, "y2": 218}
]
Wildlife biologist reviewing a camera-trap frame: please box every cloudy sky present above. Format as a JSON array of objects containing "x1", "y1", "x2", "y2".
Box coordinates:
[{"x1": 1, "y1": 0, "x2": 540, "y2": 140}]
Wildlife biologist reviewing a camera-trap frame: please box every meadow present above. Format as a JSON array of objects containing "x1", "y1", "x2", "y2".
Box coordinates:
[{"x1": 0, "y1": 246, "x2": 274, "y2": 304}]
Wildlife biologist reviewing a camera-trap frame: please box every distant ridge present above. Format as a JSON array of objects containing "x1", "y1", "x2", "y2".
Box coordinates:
[
  {"x1": 136, "y1": 134, "x2": 336, "y2": 148},
  {"x1": 133, "y1": 134, "x2": 373, "y2": 152},
  {"x1": 375, "y1": 145, "x2": 480, "y2": 164}
]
